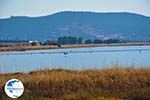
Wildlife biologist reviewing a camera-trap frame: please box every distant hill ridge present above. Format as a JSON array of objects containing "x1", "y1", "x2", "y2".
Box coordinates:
[{"x1": 0, "y1": 11, "x2": 150, "y2": 41}]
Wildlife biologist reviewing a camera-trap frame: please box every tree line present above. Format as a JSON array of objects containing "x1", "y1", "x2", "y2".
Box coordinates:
[
  {"x1": 57, "y1": 36, "x2": 120, "y2": 44},
  {"x1": 43, "y1": 36, "x2": 121, "y2": 46},
  {"x1": 85, "y1": 39, "x2": 120, "y2": 44}
]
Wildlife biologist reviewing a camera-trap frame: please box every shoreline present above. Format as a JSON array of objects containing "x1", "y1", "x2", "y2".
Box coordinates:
[{"x1": 0, "y1": 42, "x2": 150, "y2": 52}]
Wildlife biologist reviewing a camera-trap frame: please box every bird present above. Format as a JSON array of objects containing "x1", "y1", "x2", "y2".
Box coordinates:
[{"x1": 63, "y1": 52, "x2": 68, "y2": 55}]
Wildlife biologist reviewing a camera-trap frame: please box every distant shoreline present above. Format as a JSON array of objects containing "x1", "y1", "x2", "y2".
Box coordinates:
[{"x1": 0, "y1": 42, "x2": 150, "y2": 52}]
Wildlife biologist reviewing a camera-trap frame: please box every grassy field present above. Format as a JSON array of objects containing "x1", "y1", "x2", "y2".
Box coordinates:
[{"x1": 0, "y1": 67, "x2": 150, "y2": 100}]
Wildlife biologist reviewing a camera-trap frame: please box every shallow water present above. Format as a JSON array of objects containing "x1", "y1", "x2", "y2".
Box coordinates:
[{"x1": 0, "y1": 46, "x2": 150, "y2": 73}]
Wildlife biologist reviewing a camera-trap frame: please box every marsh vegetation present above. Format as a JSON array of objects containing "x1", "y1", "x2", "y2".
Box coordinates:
[{"x1": 0, "y1": 67, "x2": 150, "y2": 100}]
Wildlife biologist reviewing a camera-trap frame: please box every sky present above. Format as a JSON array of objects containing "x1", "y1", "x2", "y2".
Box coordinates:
[{"x1": 0, "y1": 0, "x2": 150, "y2": 19}]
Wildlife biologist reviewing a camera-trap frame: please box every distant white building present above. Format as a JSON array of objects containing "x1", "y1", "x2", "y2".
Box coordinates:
[{"x1": 28, "y1": 40, "x2": 40, "y2": 46}]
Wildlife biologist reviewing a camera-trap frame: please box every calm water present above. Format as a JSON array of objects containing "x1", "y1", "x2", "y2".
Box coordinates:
[{"x1": 0, "y1": 46, "x2": 150, "y2": 73}]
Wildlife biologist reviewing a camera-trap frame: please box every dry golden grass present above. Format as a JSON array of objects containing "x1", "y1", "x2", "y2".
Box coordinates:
[{"x1": 0, "y1": 67, "x2": 150, "y2": 100}]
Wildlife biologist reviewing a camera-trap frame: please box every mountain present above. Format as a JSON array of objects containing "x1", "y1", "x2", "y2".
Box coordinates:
[{"x1": 0, "y1": 11, "x2": 150, "y2": 41}]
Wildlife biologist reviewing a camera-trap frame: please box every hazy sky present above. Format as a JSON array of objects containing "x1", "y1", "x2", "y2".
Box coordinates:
[{"x1": 0, "y1": 0, "x2": 150, "y2": 18}]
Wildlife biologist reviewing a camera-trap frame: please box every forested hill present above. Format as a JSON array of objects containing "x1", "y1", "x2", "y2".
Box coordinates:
[{"x1": 0, "y1": 11, "x2": 150, "y2": 41}]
